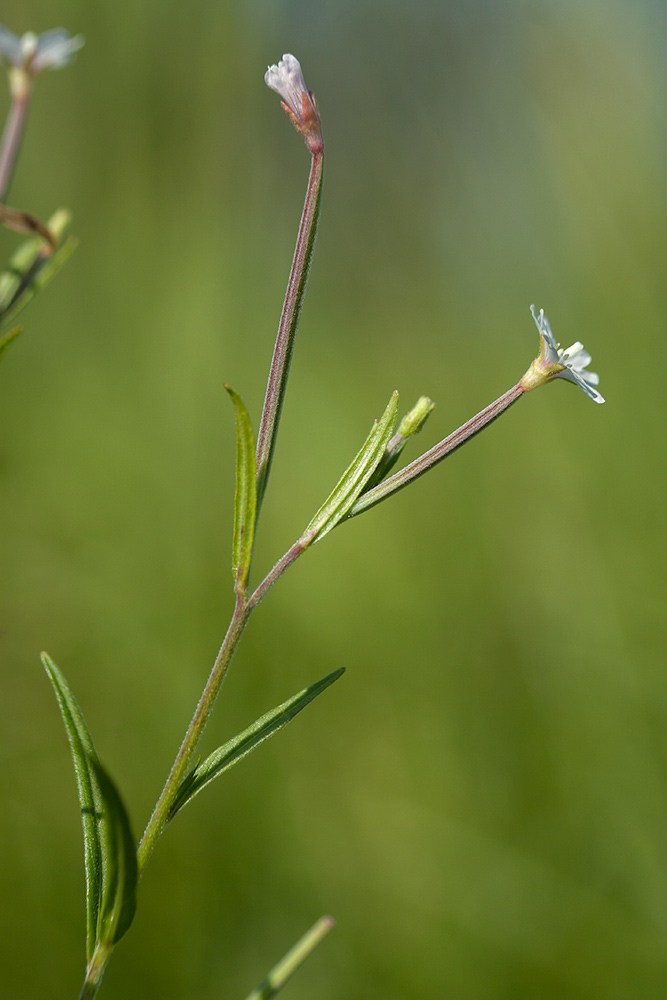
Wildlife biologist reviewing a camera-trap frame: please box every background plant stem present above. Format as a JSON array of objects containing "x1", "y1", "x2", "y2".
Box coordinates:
[{"x1": 0, "y1": 88, "x2": 29, "y2": 201}]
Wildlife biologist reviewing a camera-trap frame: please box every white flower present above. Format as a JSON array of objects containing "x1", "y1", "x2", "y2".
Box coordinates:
[
  {"x1": 521, "y1": 305, "x2": 605, "y2": 403},
  {"x1": 0, "y1": 25, "x2": 84, "y2": 75},
  {"x1": 265, "y1": 53, "x2": 323, "y2": 153}
]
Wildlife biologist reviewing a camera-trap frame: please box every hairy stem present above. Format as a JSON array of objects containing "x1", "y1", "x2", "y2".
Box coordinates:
[
  {"x1": 77, "y1": 942, "x2": 113, "y2": 1000},
  {"x1": 137, "y1": 538, "x2": 309, "y2": 875},
  {"x1": 349, "y1": 381, "x2": 525, "y2": 517},
  {"x1": 137, "y1": 597, "x2": 251, "y2": 874},
  {"x1": 255, "y1": 150, "x2": 324, "y2": 512}
]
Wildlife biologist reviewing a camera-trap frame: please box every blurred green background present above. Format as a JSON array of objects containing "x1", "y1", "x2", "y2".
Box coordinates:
[{"x1": 1, "y1": 1, "x2": 666, "y2": 997}]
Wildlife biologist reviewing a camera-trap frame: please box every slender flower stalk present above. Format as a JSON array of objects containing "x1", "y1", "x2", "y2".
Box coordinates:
[
  {"x1": 255, "y1": 55, "x2": 324, "y2": 511},
  {"x1": 350, "y1": 382, "x2": 525, "y2": 517},
  {"x1": 350, "y1": 307, "x2": 603, "y2": 518}
]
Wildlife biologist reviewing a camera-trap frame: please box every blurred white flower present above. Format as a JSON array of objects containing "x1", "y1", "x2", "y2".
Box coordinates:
[
  {"x1": 0, "y1": 25, "x2": 84, "y2": 75},
  {"x1": 265, "y1": 53, "x2": 323, "y2": 153},
  {"x1": 521, "y1": 305, "x2": 604, "y2": 403}
]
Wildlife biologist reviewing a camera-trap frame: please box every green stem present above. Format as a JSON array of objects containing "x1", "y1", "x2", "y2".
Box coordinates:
[
  {"x1": 136, "y1": 596, "x2": 251, "y2": 874},
  {"x1": 247, "y1": 540, "x2": 307, "y2": 611},
  {"x1": 255, "y1": 149, "x2": 324, "y2": 513},
  {"x1": 137, "y1": 537, "x2": 309, "y2": 875},
  {"x1": 243, "y1": 916, "x2": 335, "y2": 1000},
  {"x1": 77, "y1": 943, "x2": 113, "y2": 1000}
]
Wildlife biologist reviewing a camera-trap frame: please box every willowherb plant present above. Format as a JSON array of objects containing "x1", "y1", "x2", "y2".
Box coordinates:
[
  {"x1": 2, "y1": 39, "x2": 605, "y2": 1000},
  {"x1": 0, "y1": 25, "x2": 81, "y2": 358}
]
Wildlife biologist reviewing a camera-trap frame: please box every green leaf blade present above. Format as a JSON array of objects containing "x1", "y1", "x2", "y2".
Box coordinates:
[
  {"x1": 225, "y1": 385, "x2": 257, "y2": 594},
  {"x1": 42, "y1": 652, "x2": 103, "y2": 962},
  {"x1": 169, "y1": 667, "x2": 344, "y2": 821},
  {"x1": 301, "y1": 391, "x2": 399, "y2": 545},
  {"x1": 41, "y1": 653, "x2": 138, "y2": 958}
]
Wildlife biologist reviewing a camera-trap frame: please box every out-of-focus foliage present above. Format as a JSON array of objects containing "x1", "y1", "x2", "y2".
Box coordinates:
[{"x1": 1, "y1": 2, "x2": 666, "y2": 998}]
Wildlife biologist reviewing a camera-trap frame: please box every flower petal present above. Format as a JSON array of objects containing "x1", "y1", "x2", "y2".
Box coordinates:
[
  {"x1": 530, "y1": 304, "x2": 559, "y2": 362},
  {"x1": 555, "y1": 367, "x2": 605, "y2": 403},
  {"x1": 265, "y1": 54, "x2": 309, "y2": 118},
  {"x1": 31, "y1": 28, "x2": 84, "y2": 73},
  {"x1": 0, "y1": 25, "x2": 23, "y2": 65}
]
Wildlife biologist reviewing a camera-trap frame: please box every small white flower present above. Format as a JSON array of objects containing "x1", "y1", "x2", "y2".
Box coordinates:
[
  {"x1": 522, "y1": 305, "x2": 604, "y2": 403},
  {"x1": 265, "y1": 53, "x2": 323, "y2": 153},
  {"x1": 265, "y1": 54, "x2": 308, "y2": 116},
  {"x1": 0, "y1": 25, "x2": 84, "y2": 75}
]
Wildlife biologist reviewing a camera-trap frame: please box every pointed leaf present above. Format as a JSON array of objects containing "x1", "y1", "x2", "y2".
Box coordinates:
[
  {"x1": 300, "y1": 391, "x2": 399, "y2": 545},
  {"x1": 42, "y1": 653, "x2": 138, "y2": 957},
  {"x1": 42, "y1": 652, "x2": 102, "y2": 961},
  {"x1": 243, "y1": 916, "x2": 335, "y2": 1000},
  {"x1": 225, "y1": 385, "x2": 257, "y2": 594},
  {"x1": 169, "y1": 668, "x2": 344, "y2": 821}
]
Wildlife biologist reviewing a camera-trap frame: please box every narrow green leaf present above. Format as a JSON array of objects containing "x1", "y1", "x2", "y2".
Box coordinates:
[
  {"x1": 41, "y1": 653, "x2": 138, "y2": 958},
  {"x1": 300, "y1": 391, "x2": 399, "y2": 545},
  {"x1": 0, "y1": 324, "x2": 21, "y2": 359},
  {"x1": 169, "y1": 668, "x2": 344, "y2": 821},
  {"x1": 93, "y1": 760, "x2": 138, "y2": 946},
  {"x1": 243, "y1": 916, "x2": 335, "y2": 1000},
  {"x1": 42, "y1": 652, "x2": 103, "y2": 962},
  {"x1": 225, "y1": 385, "x2": 257, "y2": 594}
]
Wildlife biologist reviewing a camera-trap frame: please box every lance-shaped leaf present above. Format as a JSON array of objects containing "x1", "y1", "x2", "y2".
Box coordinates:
[
  {"x1": 243, "y1": 916, "x2": 335, "y2": 1000},
  {"x1": 225, "y1": 385, "x2": 257, "y2": 594},
  {"x1": 299, "y1": 391, "x2": 399, "y2": 546},
  {"x1": 0, "y1": 208, "x2": 76, "y2": 330},
  {"x1": 41, "y1": 653, "x2": 138, "y2": 959},
  {"x1": 168, "y1": 668, "x2": 344, "y2": 821}
]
